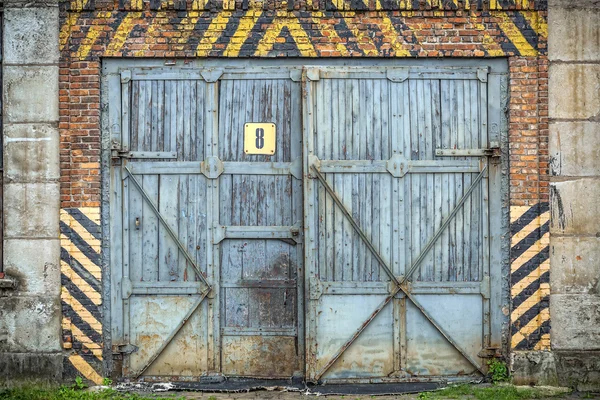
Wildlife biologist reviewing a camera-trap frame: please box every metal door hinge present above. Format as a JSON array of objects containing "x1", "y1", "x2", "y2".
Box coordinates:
[{"x1": 112, "y1": 343, "x2": 138, "y2": 355}]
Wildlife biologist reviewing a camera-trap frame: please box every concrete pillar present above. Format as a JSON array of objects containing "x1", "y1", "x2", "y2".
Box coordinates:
[
  {"x1": 0, "y1": 0, "x2": 62, "y2": 380},
  {"x1": 548, "y1": 0, "x2": 600, "y2": 391}
]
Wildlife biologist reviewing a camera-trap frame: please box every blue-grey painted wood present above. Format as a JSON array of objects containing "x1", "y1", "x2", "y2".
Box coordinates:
[{"x1": 109, "y1": 61, "x2": 505, "y2": 382}]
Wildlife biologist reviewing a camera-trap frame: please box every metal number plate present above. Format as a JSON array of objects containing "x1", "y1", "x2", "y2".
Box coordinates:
[{"x1": 244, "y1": 123, "x2": 276, "y2": 155}]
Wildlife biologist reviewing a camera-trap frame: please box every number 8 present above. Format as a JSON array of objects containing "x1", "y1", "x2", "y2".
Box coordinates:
[{"x1": 255, "y1": 128, "x2": 265, "y2": 149}]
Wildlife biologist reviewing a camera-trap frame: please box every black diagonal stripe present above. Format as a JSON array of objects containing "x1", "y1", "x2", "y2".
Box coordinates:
[
  {"x1": 511, "y1": 296, "x2": 548, "y2": 335},
  {"x1": 331, "y1": 13, "x2": 365, "y2": 56},
  {"x1": 511, "y1": 221, "x2": 549, "y2": 262},
  {"x1": 510, "y1": 202, "x2": 549, "y2": 235},
  {"x1": 511, "y1": 12, "x2": 539, "y2": 54},
  {"x1": 493, "y1": 15, "x2": 520, "y2": 55},
  {"x1": 210, "y1": 10, "x2": 247, "y2": 56},
  {"x1": 65, "y1": 208, "x2": 101, "y2": 241},
  {"x1": 511, "y1": 246, "x2": 549, "y2": 285},
  {"x1": 513, "y1": 319, "x2": 550, "y2": 350},
  {"x1": 512, "y1": 270, "x2": 549, "y2": 310},
  {"x1": 61, "y1": 247, "x2": 101, "y2": 294},
  {"x1": 63, "y1": 357, "x2": 81, "y2": 380},
  {"x1": 271, "y1": 26, "x2": 301, "y2": 56},
  {"x1": 184, "y1": 11, "x2": 214, "y2": 50},
  {"x1": 60, "y1": 221, "x2": 101, "y2": 267},
  {"x1": 386, "y1": 12, "x2": 420, "y2": 57},
  {"x1": 62, "y1": 301, "x2": 103, "y2": 345},
  {"x1": 237, "y1": 12, "x2": 276, "y2": 56},
  {"x1": 62, "y1": 273, "x2": 103, "y2": 323},
  {"x1": 298, "y1": 12, "x2": 324, "y2": 56}
]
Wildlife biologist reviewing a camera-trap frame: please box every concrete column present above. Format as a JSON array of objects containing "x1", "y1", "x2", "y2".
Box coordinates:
[
  {"x1": 548, "y1": 0, "x2": 600, "y2": 391},
  {"x1": 0, "y1": 0, "x2": 62, "y2": 380}
]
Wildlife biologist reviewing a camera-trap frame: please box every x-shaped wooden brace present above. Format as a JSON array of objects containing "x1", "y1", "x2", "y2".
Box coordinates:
[
  {"x1": 123, "y1": 165, "x2": 213, "y2": 379},
  {"x1": 310, "y1": 163, "x2": 488, "y2": 381}
]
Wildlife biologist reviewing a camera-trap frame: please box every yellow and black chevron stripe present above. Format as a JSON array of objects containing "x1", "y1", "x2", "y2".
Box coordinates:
[
  {"x1": 69, "y1": 0, "x2": 546, "y2": 12},
  {"x1": 510, "y1": 202, "x2": 550, "y2": 351},
  {"x1": 60, "y1": 208, "x2": 104, "y2": 384},
  {"x1": 59, "y1": 9, "x2": 547, "y2": 60}
]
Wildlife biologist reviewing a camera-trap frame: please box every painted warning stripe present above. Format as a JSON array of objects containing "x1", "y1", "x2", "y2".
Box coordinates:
[
  {"x1": 60, "y1": 208, "x2": 103, "y2": 384},
  {"x1": 510, "y1": 202, "x2": 550, "y2": 351},
  {"x1": 61, "y1": 10, "x2": 546, "y2": 61},
  {"x1": 69, "y1": 0, "x2": 543, "y2": 11}
]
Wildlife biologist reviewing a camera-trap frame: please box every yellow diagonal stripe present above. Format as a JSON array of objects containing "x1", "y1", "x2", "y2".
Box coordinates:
[
  {"x1": 521, "y1": 11, "x2": 547, "y2": 39},
  {"x1": 496, "y1": 12, "x2": 537, "y2": 56},
  {"x1": 77, "y1": 12, "x2": 113, "y2": 60},
  {"x1": 224, "y1": 10, "x2": 262, "y2": 57},
  {"x1": 106, "y1": 12, "x2": 142, "y2": 57},
  {"x1": 63, "y1": 261, "x2": 102, "y2": 306},
  {"x1": 69, "y1": 355, "x2": 103, "y2": 384},
  {"x1": 68, "y1": 295, "x2": 102, "y2": 335},
  {"x1": 379, "y1": 13, "x2": 411, "y2": 57},
  {"x1": 511, "y1": 234, "x2": 548, "y2": 273},
  {"x1": 510, "y1": 206, "x2": 531, "y2": 224},
  {"x1": 511, "y1": 288, "x2": 541, "y2": 322},
  {"x1": 510, "y1": 212, "x2": 549, "y2": 245},
  {"x1": 511, "y1": 307, "x2": 549, "y2": 348},
  {"x1": 61, "y1": 213, "x2": 101, "y2": 253},
  {"x1": 255, "y1": 13, "x2": 316, "y2": 57},
  {"x1": 60, "y1": 12, "x2": 80, "y2": 52},
  {"x1": 197, "y1": 12, "x2": 232, "y2": 56},
  {"x1": 71, "y1": 324, "x2": 103, "y2": 354}
]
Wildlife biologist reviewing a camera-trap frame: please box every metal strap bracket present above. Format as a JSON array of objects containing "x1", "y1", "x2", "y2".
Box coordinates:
[
  {"x1": 309, "y1": 277, "x2": 323, "y2": 300},
  {"x1": 120, "y1": 70, "x2": 131, "y2": 83},
  {"x1": 201, "y1": 68, "x2": 223, "y2": 82},
  {"x1": 386, "y1": 68, "x2": 409, "y2": 83},
  {"x1": 386, "y1": 154, "x2": 408, "y2": 178},
  {"x1": 201, "y1": 156, "x2": 224, "y2": 179}
]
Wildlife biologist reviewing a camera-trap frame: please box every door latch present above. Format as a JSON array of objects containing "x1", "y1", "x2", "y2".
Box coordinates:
[{"x1": 112, "y1": 343, "x2": 138, "y2": 355}]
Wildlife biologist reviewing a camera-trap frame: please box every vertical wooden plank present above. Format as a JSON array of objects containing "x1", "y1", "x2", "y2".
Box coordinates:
[
  {"x1": 324, "y1": 79, "x2": 334, "y2": 282},
  {"x1": 361, "y1": 79, "x2": 371, "y2": 281},
  {"x1": 455, "y1": 80, "x2": 465, "y2": 282},
  {"x1": 129, "y1": 81, "x2": 138, "y2": 152},
  {"x1": 350, "y1": 79, "x2": 360, "y2": 281},
  {"x1": 342, "y1": 78, "x2": 353, "y2": 282},
  {"x1": 109, "y1": 73, "x2": 124, "y2": 341},
  {"x1": 462, "y1": 80, "x2": 473, "y2": 282},
  {"x1": 409, "y1": 79, "x2": 421, "y2": 281},
  {"x1": 333, "y1": 79, "x2": 344, "y2": 282},
  {"x1": 480, "y1": 77, "x2": 491, "y2": 347},
  {"x1": 157, "y1": 81, "x2": 165, "y2": 151},
  {"x1": 316, "y1": 78, "x2": 327, "y2": 281},
  {"x1": 375, "y1": 79, "x2": 387, "y2": 283},
  {"x1": 151, "y1": 80, "x2": 159, "y2": 152},
  {"x1": 402, "y1": 80, "x2": 411, "y2": 277},
  {"x1": 440, "y1": 80, "x2": 451, "y2": 282},
  {"x1": 469, "y1": 80, "x2": 481, "y2": 282},
  {"x1": 303, "y1": 70, "x2": 318, "y2": 379},
  {"x1": 289, "y1": 77, "x2": 304, "y2": 373},
  {"x1": 142, "y1": 174, "x2": 159, "y2": 281},
  {"x1": 432, "y1": 80, "x2": 443, "y2": 283},
  {"x1": 422, "y1": 79, "x2": 434, "y2": 282}
]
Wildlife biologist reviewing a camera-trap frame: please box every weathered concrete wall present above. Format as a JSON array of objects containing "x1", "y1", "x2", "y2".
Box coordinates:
[
  {"x1": 0, "y1": 0, "x2": 62, "y2": 381},
  {"x1": 548, "y1": 0, "x2": 600, "y2": 391}
]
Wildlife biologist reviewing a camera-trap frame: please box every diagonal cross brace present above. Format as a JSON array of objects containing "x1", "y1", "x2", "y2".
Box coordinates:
[
  {"x1": 310, "y1": 164, "x2": 488, "y2": 381},
  {"x1": 123, "y1": 165, "x2": 212, "y2": 291},
  {"x1": 123, "y1": 165, "x2": 213, "y2": 379}
]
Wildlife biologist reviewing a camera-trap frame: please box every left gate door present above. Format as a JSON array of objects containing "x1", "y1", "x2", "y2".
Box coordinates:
[
  {"x1": 110, "y1": 71, "x2": 214, "y2": 378},
  {"x1": 109, "y1": 65, "x2": 304, "y2": 379}
]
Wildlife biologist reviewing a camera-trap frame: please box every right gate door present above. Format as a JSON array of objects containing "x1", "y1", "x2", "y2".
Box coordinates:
[{"x1": 303, "y1": 65, "x2": 506, "y2": 382}]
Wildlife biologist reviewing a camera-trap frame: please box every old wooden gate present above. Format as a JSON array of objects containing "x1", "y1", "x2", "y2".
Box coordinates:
[{"x1": 106, "y1": 60, "x2": 506, "y2": 381}]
